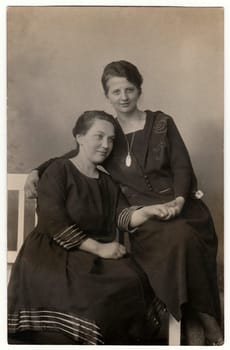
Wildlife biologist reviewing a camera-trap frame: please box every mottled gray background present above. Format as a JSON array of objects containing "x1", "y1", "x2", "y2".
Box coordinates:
[{"x1": 7, "y1": 7, "x2": 224, "y2": 286}]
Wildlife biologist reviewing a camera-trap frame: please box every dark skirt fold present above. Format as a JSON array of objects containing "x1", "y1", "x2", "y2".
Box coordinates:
[
  {"x1": 8, "y1": 230, "x2": 153, "y2": 344},
  {"x1": 130, "y1": 198, "x2": 221, "y2": 321}
]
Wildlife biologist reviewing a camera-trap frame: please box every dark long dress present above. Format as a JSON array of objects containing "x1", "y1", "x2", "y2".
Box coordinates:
[
  {"x1": 8, "y1": 159, "x2": 157, "y2": 345},
  {"x1": 104, "y1": 110, "x2": 221, "y2": 322},
  {"x1": 35, "y1": 110, "x2": 221, "y2": 323}
]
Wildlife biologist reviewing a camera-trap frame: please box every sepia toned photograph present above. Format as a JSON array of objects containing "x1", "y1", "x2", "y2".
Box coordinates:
[{"x1": 6, "y1": 5, "x2": 224, "y2": 346}]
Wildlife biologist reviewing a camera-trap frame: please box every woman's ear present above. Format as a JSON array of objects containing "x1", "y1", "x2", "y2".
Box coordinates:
[{"x1": 76, "y1": 134, "x2": 83, "y2": 145}]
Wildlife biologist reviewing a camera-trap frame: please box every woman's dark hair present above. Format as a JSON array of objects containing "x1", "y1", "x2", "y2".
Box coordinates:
[
  {"x1": 101, "y1": 60, "x2": 143, "y2": 95},
  {"x1": 72, "y1": 110, "x2": 116, "y2": 138}
]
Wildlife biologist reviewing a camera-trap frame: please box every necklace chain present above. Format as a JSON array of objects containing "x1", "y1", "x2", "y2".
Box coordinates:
[{"x1": 125, "y1": 132, "x2": 136, "y2": 167}]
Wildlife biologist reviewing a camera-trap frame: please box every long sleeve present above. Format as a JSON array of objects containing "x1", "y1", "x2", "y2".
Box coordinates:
[
  {"x1": 167, "y1": 117, "x2": 197, "y2": 199},
  {"x1": 37, "y1": 160, "x2": 87, "y2": 250},
  {"x1": 115, "y1": 187, "x2": 141, "y2": 232}
]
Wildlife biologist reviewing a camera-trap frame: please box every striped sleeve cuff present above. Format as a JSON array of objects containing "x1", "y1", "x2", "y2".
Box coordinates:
[
  {"x1": 117, "y1": 206, "x2": 143, "y2": 232},
  {"x1": 53, "y1": 224, "x2": 87, "y2": 250}
]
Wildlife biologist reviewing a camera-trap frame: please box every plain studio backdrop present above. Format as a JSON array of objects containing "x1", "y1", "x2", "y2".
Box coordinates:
[{"x1": 7, "y1": 6, "x2": 224, "y2": 287}]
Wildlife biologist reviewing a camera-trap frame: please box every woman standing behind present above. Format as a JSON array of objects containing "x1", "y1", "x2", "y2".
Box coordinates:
[
  {"x1": 25, "y1": 61, "x2": 223, "y2": 345},
  {"x1": 8, "y1": 111, "x2": 166, "y2": 345},
  {"x1": 101, "y1": 61, "x2": 223, "y2": 345}
]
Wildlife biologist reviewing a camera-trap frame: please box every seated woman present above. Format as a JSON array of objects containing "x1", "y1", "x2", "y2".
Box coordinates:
[
  {"x1": 24, "y1": 60, "x2": 224, "y2": 345},
  {"x1": 8, "y1": 110, "x2": 166, "y2": 345}
]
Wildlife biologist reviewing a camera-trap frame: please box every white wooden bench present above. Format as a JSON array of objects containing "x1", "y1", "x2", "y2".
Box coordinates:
[
  {"x1": 7, "y1": 174, "x2": 37, "y2": 280},
  {"x1": 7, "y1": 173, "x2": 181, "y2": 345}
]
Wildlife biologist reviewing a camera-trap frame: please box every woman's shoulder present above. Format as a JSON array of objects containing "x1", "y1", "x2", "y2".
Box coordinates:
[
  {"x1": 146, "y1": 110, "x2": 174, "y2": 133},
  {"x1": 42, "y1": 157, "x2": 70, "y2": 176},
  {"x1": 38, "y1": 158, "x2": 70, "y2": 189},
  {"x1": 146, "y1": 109, "x2": 173, "y2": 121}
]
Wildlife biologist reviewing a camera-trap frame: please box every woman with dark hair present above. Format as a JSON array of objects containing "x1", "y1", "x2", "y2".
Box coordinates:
[
  {"x1": 8, "y1": 110, "x2": 167, "y2": 345},
  {"x1": 25, "y1": 61, "x2": 223, "y2": 345}
]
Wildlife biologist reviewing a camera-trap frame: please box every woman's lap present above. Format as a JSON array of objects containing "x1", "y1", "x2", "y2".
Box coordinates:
[
  {"x1": 129, "y1": 207, "x2": 220, "y2": 320},
  {"x1": 8, "y1": 240, "x2": 152, "y2": 344}
]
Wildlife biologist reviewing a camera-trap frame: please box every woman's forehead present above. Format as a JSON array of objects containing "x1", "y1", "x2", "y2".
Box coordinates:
[
  {"x1": 88, "y1": 119, "x2": 115, "y2": 134},
  {"x1": 106, "y1": 76, "x2": 134, "y2": 88}
]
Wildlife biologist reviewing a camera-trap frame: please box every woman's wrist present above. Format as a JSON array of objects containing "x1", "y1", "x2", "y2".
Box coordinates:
[
  {"x1": 138, "y1": 206, "x2": 153, "y2": 221},
  {"x1": 79, "y1": 238, "x2": 101, "y2": 256},
  {"x1": 129, "y1": 206, "x2": 152, "y2": 228}
]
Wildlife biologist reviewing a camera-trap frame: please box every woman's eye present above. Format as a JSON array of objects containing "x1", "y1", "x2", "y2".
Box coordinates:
[{"x1": 112, "y1": 90, "x2": 120, "y2": 95}]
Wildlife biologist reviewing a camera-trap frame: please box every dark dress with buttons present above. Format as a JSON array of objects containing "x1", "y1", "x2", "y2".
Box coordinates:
[
  {"x1": 8, "y1": 159, "x2": 157, "y2": 345},
  {"x1": 35, "y1": 110, "x2": 221, "y2": 323},
  {"x1": 104, "y1": 110, "x2": 221, "y2": 322}
]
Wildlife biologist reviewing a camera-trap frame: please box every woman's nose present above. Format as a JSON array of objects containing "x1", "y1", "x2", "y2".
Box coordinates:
[
  {"x1": 120, "y1": 90, "x2": 128, "y2": 100},
  {"x1": 102, "y1": 138, "x2": 109, "y2": 148}
]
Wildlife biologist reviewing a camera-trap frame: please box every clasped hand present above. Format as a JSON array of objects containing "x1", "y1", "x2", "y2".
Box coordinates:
[
  {"x1": 144, "y1": 196, "x2": 185, "y2": 221},
  {"x1": 97, "y1": 241, "x2": 127, "y2": 259}
]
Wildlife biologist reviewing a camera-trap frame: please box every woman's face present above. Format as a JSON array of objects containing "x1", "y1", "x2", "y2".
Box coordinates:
[
  {"x1": 106, "y1": 77, "x2": 140, "y2": 115},
  {"x1": 77, "y1": 119, "x2": 115, "y2": 164}
]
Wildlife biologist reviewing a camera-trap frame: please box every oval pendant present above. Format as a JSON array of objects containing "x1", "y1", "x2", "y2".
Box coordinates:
[{"x1": 125, "y1": 154, "x2": 132, "y2": 167}]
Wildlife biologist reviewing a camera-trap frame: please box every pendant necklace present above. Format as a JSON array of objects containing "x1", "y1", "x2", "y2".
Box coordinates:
[{"x1": 125, "y1": 132, "x2": 136, "y2": 167}]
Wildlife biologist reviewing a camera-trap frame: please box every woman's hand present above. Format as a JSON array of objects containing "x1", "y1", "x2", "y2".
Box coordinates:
[
  {"x1": 129, "y1": 204, "x2": 172, "y2": 227},
  {"x1": 129, "y1": 197, "x2": 185, "y2": 228},
  {"x1": 79, "y1": 239, "x2": 126, "y2": 259},
  {"x1": 140, "y1": 204, "x2": 169, "y2": 220},
  {"x1": 138, "y1": 196, "x2": 185, "y2": 222},
  {"x1": 97, "y1": 242, "x2": 127, "y2": 259},
  {"x1": 24, "y1": 170, "x2": 39, "y2": 198},
  {"x1": 159, "y1": 196, "x2": 185, "y2": 220}
]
